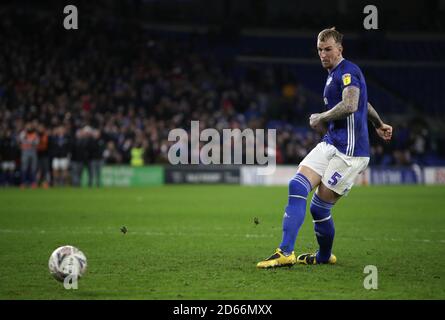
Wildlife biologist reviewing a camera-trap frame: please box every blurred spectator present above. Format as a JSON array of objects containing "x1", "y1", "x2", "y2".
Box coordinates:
[
  {"x1": 409, "y1": 119, "x2": 429, "y2": 165},
  {"x1": 130, "y1": 140, "x2": 145, "y2": 167},
  {"x1": 36, "y1": 124, "x2": 50, "y2": 188},
  {"x1": 19, "y1": 123, "x2": 40, "y2": 188},
  {"x1": 49, "y1": 126, "x2": 72, "y2": 186},
  {"x1": 0, "y1": 129, "x2": 19, "y2": 186},
  {"x1": 71, "y1": 127, "x2": 92, "y2": 187},
  {"x1": 88, "y1": 129, "x2": 105, "y2": 187},
  {"x1": 103, "y1": 141, "x2": 122, "y2": 164}
]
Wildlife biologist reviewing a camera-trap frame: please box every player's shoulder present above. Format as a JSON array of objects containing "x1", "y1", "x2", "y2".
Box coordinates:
[
  {"x1": 339, "y1": 59, "x2": 362, "y2": 74},
  {"x1": 335, "y1": 59, "x2": 365, "y2": 87}
]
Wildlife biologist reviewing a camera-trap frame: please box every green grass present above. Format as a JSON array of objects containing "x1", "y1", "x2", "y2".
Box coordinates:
[{"x1": 0, "y1": 185, "x2": 444, "y2": 299}]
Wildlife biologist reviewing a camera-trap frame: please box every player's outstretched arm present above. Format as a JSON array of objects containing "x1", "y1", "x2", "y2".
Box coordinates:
[
  {"x1": 368, "y1": 102, "x2": 393, "y2": 141},
  {"x1": 309, "y1": 86, "x2": 359, "y2": 128}
]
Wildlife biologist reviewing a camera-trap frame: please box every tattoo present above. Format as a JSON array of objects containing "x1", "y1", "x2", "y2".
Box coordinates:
[
  {"x1": 321, "y1": 86, "x2": 360, "y2": 122},
  {"x1": 367, "y1": 102, "x2": 383, "y2": 128}
]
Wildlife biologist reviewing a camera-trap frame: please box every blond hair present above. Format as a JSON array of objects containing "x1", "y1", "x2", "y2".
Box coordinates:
[{"x1": 318, "y1": 27, "x2": 343, "y2": 44}]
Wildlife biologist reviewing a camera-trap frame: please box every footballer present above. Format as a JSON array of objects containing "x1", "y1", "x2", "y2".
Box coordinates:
[{"x1": 257, "y1": 27, "x2": 393, "y2": 268}]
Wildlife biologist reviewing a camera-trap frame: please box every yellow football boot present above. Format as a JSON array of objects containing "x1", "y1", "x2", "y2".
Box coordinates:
[
  {"x1": 296, "y1": 252, "x2": 337, "y2": 265},
  {"x1": 256, "y1": 248, "x2": 296, "y2": 269}
]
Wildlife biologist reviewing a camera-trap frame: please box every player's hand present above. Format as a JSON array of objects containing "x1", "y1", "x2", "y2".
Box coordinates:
[
  {"x1": 309, "y1": 113, "x2": 323, "y2": 129},
  {"x1": 376, "y1": 123, "x2": 393, "y2": 141}
]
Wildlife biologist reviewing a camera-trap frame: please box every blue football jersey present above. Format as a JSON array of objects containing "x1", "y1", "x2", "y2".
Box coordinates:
[{"x1": 321, "y1": 59, "x2": 370, "y2": 157}]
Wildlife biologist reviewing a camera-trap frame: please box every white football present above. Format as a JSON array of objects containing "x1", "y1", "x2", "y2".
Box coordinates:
[{"x1": 48, "y1": 245, "x2": 87, "y2": 282}]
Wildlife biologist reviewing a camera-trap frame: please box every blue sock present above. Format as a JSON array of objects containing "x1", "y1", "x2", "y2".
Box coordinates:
[
  {"x1": 279, "y1": 173, "x2": 312, "y2": 255},
  {"x1": 310, "y1": 193, "x2": 335, "y2": 263}
]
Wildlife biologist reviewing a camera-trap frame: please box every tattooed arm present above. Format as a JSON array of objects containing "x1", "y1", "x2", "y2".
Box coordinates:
[
  {"x1": 309, "y1": 86, "x2": 360, "y2": 128},
  {"x1": 368, "y1": 102, "x2": 393, "y2": 141},
  {"x1": 367, "y1": 102, "x2": 383, "y2": 128}
]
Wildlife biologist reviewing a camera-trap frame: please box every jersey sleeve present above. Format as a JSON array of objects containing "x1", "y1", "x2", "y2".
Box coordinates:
[{"x1": 340, "y1": 67, "x2": 361, "y2": 90}]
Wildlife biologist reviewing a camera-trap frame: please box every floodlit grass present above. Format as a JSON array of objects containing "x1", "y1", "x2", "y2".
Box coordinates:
[{"x1": 0, "y1": 185, "x2": 444, "y2": 299}]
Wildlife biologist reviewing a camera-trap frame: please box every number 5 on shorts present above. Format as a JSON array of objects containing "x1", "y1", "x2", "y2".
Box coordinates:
[{"x1": 328, "y1": 172, "x2": 342, "y2": 186}]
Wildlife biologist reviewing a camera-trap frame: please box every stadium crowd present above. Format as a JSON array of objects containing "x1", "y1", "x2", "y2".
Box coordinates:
[{"x1": 0, "y1": 11, "x2": 440, "y2": 187}]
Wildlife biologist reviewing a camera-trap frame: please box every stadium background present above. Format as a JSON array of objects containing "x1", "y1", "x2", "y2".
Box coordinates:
[
  {"x1": 1, "y1": 0, "x2": 445, "y2": 187},
  {"x1": 0, "y1": 0, "x2": 444, "y2": 300}
]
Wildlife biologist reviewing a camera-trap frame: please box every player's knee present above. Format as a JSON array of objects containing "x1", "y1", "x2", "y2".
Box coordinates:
[
  {"x1": 288, "y1": 179, "x2": 301, "y2": 194},
  {"x1": 310, "y1": 193, "x2": 334, "y2": 220},
  {"x1": 289, "y1": 173, "x2": 312, "y2": 197}
]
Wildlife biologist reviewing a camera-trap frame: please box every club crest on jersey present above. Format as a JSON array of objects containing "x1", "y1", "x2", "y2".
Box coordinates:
[
  {"x1": 326, "y1": 76, "x2": 333, "y2": 86},
  {"x1": 342, "y1": 73, "x2": 351, "y2": 86}
]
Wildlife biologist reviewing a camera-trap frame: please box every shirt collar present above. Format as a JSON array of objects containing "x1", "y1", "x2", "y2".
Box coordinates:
[{"x1": 329, "y1": 58, "x2": 345, "y2": 75}]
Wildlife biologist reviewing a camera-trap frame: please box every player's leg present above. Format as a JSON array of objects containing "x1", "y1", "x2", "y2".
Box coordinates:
[
  {"x1": 297, "y1": 152, "x2": 370, "y2": 265},
  {"x1": 278, "y1": 165, "x2": 321, "y2": 254},
  {"x1": 297, "y1": 182, "x2": 340, "y2": 265},
  {"x1": 257, "y1": 166, "x2": 321, "y2": 269},
  {"x1": 257, "y1": 143, "x2": 332, "y2": 268}
]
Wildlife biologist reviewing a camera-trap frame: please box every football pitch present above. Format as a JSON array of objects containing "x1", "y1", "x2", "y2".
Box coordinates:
[{"x1": 0, "y1": 185, "x2": 444, "y2": 300}]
